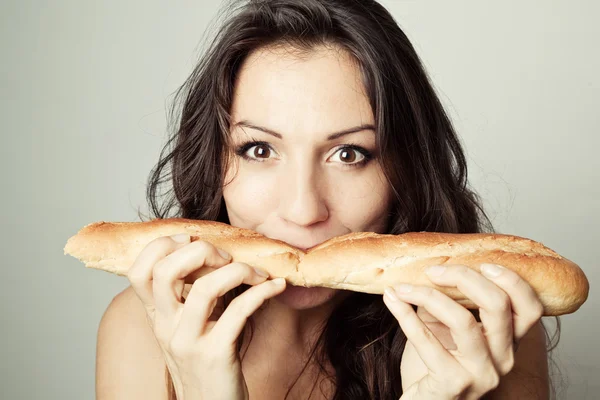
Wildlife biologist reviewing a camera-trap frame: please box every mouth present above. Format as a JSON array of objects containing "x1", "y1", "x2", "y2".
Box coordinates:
[
  {"x1": 265, "y1": 237, "x2": 323, "y2": 251},
  {"x1": 287, "y1": 243, "x2": 321, "y2": 252},
  {"x1": 261, "y1": 232, "x2": 342, "y2": 252}
]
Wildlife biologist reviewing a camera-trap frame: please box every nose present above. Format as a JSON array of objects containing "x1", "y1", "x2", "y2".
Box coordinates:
[{"x1": 277, "y1": 162, "x2": 329, "y2": 227}]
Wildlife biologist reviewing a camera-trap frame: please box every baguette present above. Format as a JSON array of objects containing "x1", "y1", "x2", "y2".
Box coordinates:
[{"x1": 63, "y1": 218, "x2": 589, "y2": 316}]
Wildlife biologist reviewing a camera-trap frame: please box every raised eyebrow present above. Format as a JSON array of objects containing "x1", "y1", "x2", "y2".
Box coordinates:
[{"x1": 233, "y1": 120, "x2": 376, "y2": 140}]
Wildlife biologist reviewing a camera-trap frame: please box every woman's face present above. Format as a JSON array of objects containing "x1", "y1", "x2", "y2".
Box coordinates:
[{"x1": 223, "y1": 44, "x2": 393, "y2": 309}]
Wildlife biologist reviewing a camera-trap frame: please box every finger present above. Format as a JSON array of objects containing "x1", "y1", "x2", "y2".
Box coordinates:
[
  {"x1": 153, "y1": 239, "x2": 233, "y2": 317},
  {"x1": 390, "y1": 284, "x2": 491, "y2": 367},
  {"x1": 383, "y1": 288, "x2": 460, "y2": 376},
  {"x1": 210, "y1": 278, "x2": 287, "y2": 347},
  {"x1": 424, "y1": 264, "x2": 514, "y2": 369},
  {"x1": 478, "y1": 263, "x2": 544, "y2": 340},
  {"x1": 127, "y1": 234, "x2": 191, "y2": 310},
  {"x1": 175, "y1": 263, "x2": 273, "y2": 341},
  {"x1": 416, "y1": 306, "x2": 441, "y2": 323}
]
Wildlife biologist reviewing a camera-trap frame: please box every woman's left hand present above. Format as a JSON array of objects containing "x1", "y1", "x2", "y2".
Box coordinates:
[{"x1": 383, "y1": 263, "x2": 544, "y2": 400}]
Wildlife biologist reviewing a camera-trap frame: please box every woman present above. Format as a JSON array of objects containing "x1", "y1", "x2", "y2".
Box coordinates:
[{"x1": 96, "y1": 0, "x2": 559, "y2": 398}]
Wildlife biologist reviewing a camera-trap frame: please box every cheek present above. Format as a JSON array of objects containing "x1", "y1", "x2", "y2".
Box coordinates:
[
  {"x1": 329, "y1": 170, "x2": 391, "y2": 219},
  {"x1": 223, "y1": 162, "x2": 392, "y2": 229},
  {"x1": 223, "y1": 167, "x2": 278, "y2": 215}
]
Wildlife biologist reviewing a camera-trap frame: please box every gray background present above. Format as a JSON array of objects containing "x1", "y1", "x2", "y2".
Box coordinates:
[{"x1": 2, "y1": 1, "x2": 598, "y2": 399}]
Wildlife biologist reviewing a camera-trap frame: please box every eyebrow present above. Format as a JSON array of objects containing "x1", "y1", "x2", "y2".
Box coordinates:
[{"x1": 233, "y1": 120, "x2": 376, "y2": 141}]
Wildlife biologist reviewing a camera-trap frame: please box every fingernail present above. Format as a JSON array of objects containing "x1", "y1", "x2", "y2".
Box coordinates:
[
  {"x1": 217, "y1": 248, "x2": 232, "y2": 260},
  {"x1": 425, "y1": 265, "x2": 446, "y2": 276},
  {"x1": 170, "y1": 233, "x2": 190, "y2": 243},
  {"x1": 384, "y1": 287, "x2": 399, "y2": 301},
  {"x1": 254, "y1": 267, "x2": 269, "y2": 277},
  {"x1": 395, "y1": 283, "x2": 413, "y2": 293},
  {"x1": 481, "y1": 263, "x2": 504, "y2": 278},
  {"x1": 272, "y1": 277, "x2": 286, "y2": 286}
]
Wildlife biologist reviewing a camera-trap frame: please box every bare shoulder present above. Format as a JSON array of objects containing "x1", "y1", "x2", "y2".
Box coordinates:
[{"x1": 96, "y1": 285, "x2": 168, "y2": 400}]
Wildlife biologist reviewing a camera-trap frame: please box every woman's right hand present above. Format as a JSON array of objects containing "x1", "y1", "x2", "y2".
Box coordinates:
[{"x1": 126, "y1": 232, "x2": 287, "y2": 400}]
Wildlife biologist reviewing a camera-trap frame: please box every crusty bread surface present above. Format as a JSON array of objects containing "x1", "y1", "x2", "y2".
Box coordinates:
[{"x1": 64, "y1": 218, "x2": 589, "y2": 316}]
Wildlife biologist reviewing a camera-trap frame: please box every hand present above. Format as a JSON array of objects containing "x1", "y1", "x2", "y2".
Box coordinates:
[
  {"x1": 383, "y1": 263, "x2": 544, "y2": 400},
  {"x1": 127, "y1": 233, "x2": 287, "y2": 400}
]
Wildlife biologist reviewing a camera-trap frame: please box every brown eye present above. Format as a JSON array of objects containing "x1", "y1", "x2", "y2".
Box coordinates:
[
  {"x1": 252, "y1": 145, "x2": 271, "y2": 159},
  {"x1": 333, "y1": 147, "x2": 366, "y2": 164},
  {"x1": 234, "y1": 141, "x2": 276, "y2": 162},
  {"x1": 338, "y1": 148, "x2": 357, "y2": 163}
]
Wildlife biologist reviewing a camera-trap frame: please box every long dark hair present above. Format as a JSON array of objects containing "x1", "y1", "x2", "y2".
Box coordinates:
[{"x1": 139, "y1": 0, "x2": 562, "y2": 398}]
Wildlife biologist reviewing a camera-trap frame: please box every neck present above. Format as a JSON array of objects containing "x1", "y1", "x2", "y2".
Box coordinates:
[{"x1": 239, "y1": 291, "x2": 349, "y2": 396}]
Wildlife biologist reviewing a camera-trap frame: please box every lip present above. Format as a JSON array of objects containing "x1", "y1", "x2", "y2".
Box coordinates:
[
  {"x1": 261, "y1": 231, "x2": 345, "y2": 252},
  {"x1": 267, "y1": 238, "x2": 324, "y2": 251},
  {"x1": 282, "y1": 239, "x2": 336, "y2": 251},
  {"x1": 287, "y1": 244, "x2": 317, "y2": 251}
]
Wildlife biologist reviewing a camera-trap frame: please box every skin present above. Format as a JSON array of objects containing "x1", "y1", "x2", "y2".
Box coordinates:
[
  {"x1": 386, "y1": 264, "x2": 545, "y2": 398},
  {"x1": 126, "y1": 43, "x2": 547, "y2": 399},
  {"x1": 222, "y1": 44, "x2": 393, "y2": 396},
  {"x1": 222, "y1": 44, "x2": 545, "y2": 398}
]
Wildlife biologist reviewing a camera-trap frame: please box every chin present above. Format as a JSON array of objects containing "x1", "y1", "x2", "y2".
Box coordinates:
[{"x1": 273, "y1": 283, "x2": 340, "y2": 310}]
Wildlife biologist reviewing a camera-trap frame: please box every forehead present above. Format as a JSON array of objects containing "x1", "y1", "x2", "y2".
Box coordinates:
[{"x1": 230, "y1": 44, "x2": 374, "y2": 138}]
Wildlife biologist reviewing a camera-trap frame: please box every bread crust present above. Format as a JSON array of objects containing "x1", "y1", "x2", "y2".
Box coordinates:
[{"x1": 64, "y1": 218, "x2": 589, "y2": 316}]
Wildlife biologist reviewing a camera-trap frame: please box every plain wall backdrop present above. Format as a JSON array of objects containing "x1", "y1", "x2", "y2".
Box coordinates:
[{"x1": 2, "y1": 1, "x2": 598, "y2": 398}]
